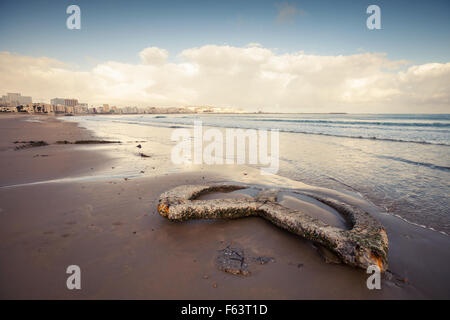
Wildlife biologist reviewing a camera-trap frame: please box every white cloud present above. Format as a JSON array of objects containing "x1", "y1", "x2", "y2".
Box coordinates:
[
  {"x1": 246, "y1": 42, "x2": 263, "y2": 48},
  {"x1": 139, "y1": 47, "x2": 168, "y2": 66},
  {"x1": 0, "y1": 46, "x2": 449, "y2": 113}
]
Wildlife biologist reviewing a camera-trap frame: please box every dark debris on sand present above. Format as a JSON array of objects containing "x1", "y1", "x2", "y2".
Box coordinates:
[
  {"x1": 56, "y1": 140, "x2": 121, "y2": 144},
  {"x1": 14, "y1": 141, "x2": 49, "y2": 150},
  {"x1": 139, "y1": 152, "x2": 151, "y2": 158},
  {"x1": 215, "y1": 245, "x2": 275, "y2": 276}
]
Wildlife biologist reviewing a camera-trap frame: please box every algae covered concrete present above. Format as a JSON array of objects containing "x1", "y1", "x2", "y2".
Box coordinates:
[{"x1": 158, "y1": 184, "x2": 389, "y2": 272}]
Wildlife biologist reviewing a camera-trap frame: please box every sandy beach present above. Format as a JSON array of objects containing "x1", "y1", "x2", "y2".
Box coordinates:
[{"x1": 0, "y1": 114, "x2": 449, "y2": 299}]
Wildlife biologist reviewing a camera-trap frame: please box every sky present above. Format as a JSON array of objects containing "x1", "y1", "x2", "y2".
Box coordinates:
[{"x1": 0, "y1": 0, "x2": 449, "y2": 113}]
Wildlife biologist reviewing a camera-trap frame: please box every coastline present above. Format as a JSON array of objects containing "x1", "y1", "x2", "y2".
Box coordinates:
[
  {"x1": 0, "y1": 114, "x2": 114, "y2": 187},
  {"x1": 0, "y1": 114, "x2": 449, "y2": 299}
]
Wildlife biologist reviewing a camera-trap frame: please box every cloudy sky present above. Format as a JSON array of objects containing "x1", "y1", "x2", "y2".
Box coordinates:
[{"x1": 0, "y1": 0, "x2": 449, "y2": 113}]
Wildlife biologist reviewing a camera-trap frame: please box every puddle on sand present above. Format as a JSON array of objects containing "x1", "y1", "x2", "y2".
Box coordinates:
[
  {"x1": 277, "y1": 192, "x2": 350, "y2": 230},
  {"x1": 194, "y1": 188, "x2": 350, "y2": 230},
  {"x1": 195, "y1": 188, "x2": 260, "y2": 201}
]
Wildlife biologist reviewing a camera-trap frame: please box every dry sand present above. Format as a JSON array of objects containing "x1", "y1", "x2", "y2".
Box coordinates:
[{"x1": 0, "y1": 114, "x2": 449, "y2": 299}]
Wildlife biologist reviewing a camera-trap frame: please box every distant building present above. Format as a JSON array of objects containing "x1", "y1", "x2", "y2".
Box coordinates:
[
  {"x1": 64, "y1": 99, "x2": 78, "y2": 107},
  {"x1": 0, "y1": 106, "x2": 17, "y2": 112},
  {"x1": 42, "y1": 104, "x2": 54, "y2": 113},
  {"x1": 1, "y1": 93, "x2": 32, "y2": 107},
  {"x1": 50, "y1": 98, "x2": 78, "y2": 108},
  {"x1": 74, "y1": 103, "x2": 88, "y2": 114},
  {"x1": 54, "y1": 105, "x2": 66, "y2": 113},
  {"x1": 121, "y1": 106, "x2": 139, "y2": 114},
  {"x1": 28, "y1": 103, "x2": 54, "y2": 114},
  {"x1": 50, "y1": 98, "x2": 65, "y2": 106},
  {"x1": 64, "y1": 106, "x2": 74, "y2": 114}
]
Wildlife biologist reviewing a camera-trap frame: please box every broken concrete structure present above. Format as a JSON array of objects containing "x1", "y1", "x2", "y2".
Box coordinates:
[{"x1": 157, "y1": 184, "x2": 389, "y2": 272}]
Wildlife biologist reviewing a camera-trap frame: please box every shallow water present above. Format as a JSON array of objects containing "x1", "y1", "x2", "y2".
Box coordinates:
[
  {"x1": 195, "y1": 189, "x2": 349, "y2": 229},
  {"x1": 277, "y1": 192, "x2": 350, "y2": 230},
  {"x1": 63, "y1": 113, "x2": 450, "y2": 235},
  {"x1": 195, "y1": 188, "x2": 260, "y2": 201}
]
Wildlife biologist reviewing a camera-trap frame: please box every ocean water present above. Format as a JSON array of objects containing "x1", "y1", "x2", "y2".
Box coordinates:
[
  {"x1": 126, "y1": 113, "x2": 450, "y2": 146},
  {"x1": 66, "y1": 113, "x2": 450, "y2": 235}
]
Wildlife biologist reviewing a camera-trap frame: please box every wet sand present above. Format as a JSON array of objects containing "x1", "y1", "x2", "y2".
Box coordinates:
[
  {"x1": 0, "y1": 114, "x2": 449, "y2": 299},
  {"x1": 0, "y1": 114, "x2": 113, "y2": 186}
]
